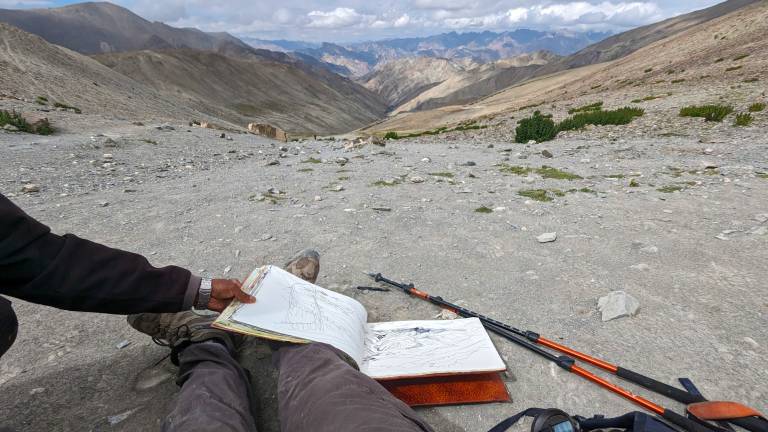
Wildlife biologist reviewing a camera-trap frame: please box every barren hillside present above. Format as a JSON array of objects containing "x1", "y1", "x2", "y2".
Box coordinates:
[
  {"x1": 0, "y1": 23, "x2": 207, "y2": 123},
  {"x1": 94, "y1": 49, "x2": 387, "y2": 134},
  {"x1": 0, "y1": 2, "x2": 248, "y2": 54}
]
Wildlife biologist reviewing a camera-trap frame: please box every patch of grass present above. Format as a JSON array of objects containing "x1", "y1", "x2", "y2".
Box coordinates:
[
  {"x1": 659, "y1": 131, "x2": 688, "y2": 137},
  {"x1": 515, "y1": 111, "x2": 558, "y2": 143},
  {"x1": 590, "y1": 84, "x2": 602, "y2": 89},
  {"x1": 725, "y1": 65, "x2": 743, "y2": 72},
  {"x1": 734, "y1": 113, "x2": 753, "y2": 127},
  {"x1": 53, "y1": 102, "x2": 81, "y2": 114},
  {"x1": 429, "y1": 172, "x2": 454, "y2": 178},
  {"x1": 733, "y1": 54, "x2": 749, "y2": 61},
  {"x1": 657, "y1": 185, "x2": 684, "y2": 193},
  {"x1": 629, "y1": 179, "x2": 640, "y2": 187},
  {"x1": 140, "y1": 138, "x2": 158, "y2": 144},
  {"x1": 748, "y1": 103, "x2": 765, "y2": 112},
  {"x1": 372, "y1": 179, "x2": 401, "y2": 187},
  {"x1": 336, "y1": 169, "x2": 352, "y2": 173},
  {"x1": 671, "y1": 79, "x2": 686, "y2": 84},
  {"x1": 568, "y1": 101, "x2": 603, "y2": 114},
  {"x1": 536, "y1": 166, "x2": 582, "y2": 180},
  {"x1": 498, "y1": 164, "x2": 532, "y2": 175},
  {"x1": 518, "y1": 189, "x2": 553, "y2": 202},
  {"x1": 557, "y1": 107, "x2": 644, "y2": 132},
  {"x1": 605, "y1": 174, "x2": 625, "y2": 179},
  {"x1": 302, "y1": 157, "x2": 322, "y2": 164},
  {"x1": 35, "y1": 96, "x2": 48, "y2": 105},
  {"x1": 384, "y1": 131, "x2": 399, "y2": 140},
  {"x1": 338, "y1": 176, "x2": 350, "y2": 180},
  {"x1": 298, "y1": 168, "x2": 314, "y2": 172},
  {"x1": 474, "y1": 206, "x2": 493, "y2": 213},
  {"x1": 518, "y1": 102, "x2": 544, "y2": 111},
  {"x1": 666, "y1": 69, "x2": 676, "y2": 75},
  {"x1": 714, "y1": 58, "x2": 724, "y2": 63},
  {"x1": 679, "y1": 105, "x2": 733, "y2": 122},
  {"x1": 631, "y1": 95, "x2": 663, "y2": 103},
  {"x1": 757, "y1": 173, "x2": 768, "y2": 179},
  {"x1": 644, "y1": 68, "x2": 653, "y2": 73},
  {"x1": 743, "y1": 78, "x2": 759, "y2": 83},
  {"x1": 0, "y1": 110, "x2": 54, "y2": 135}
]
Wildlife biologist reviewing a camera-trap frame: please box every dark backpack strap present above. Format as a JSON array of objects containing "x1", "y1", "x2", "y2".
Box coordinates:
[
  {"x1": 488, "y1": 408, "x2": 546, "y2": 432},
  {"x1": 578, "y1": 412, "x2": 682, "y2": 432}
]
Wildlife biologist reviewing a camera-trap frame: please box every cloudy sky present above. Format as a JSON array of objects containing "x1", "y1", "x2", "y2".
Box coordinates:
[{"x1": 1, "y1": 0, "x2": 724, "y2": 42}]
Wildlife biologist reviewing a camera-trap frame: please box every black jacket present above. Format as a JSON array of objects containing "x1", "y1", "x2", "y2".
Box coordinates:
[{"x1": 0, "y1": 193, "x2": 198, "y2": 313}]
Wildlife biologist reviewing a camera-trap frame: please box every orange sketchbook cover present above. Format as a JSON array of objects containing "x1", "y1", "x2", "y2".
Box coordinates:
[{"x1": 215, "y1": 266, "x2": 510, "y2": 406}]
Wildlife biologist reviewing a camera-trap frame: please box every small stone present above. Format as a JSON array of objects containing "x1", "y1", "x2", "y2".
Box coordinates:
[
  {"x1": 487, "y1": 144, "x2": 494, "y2": 148},
  {"x1": 103, "y1": 153, "x2": 114, "y2": 160},
  {"x1": 537, "y1": 232, "x2": 557, "y2": 243},
  {"x1": 421, "y1": 157, "x2": 431, "y2": 163},
  {"x1": 107, "y1": 409, "x2": 138, "y2": 426},
  {"x1": 335, "y1": 157, "x2": 349, "y2": 165},
  {"x1": 226, "y1": 136, "x2": 233, "y2": 141},
  {"x1": 630, "y1": 263, "x2": 650, "y2": 271},
  {"x1": 580, "y1": 158, "x2": 591, "y2": 163},
  {"x1": 267, "y1": 187, "x2": 281, "y2": 195},
  {"x1": 29, "y1": 388, "x2": 45, "y2": 395},
  {"x1": 372, "y1": 206, "x2": 392, "y2": 212},
  {"x1": 527, "y1": 140, "x2": 536, "y2": 145},
  {"x1": 98, "y1": 201, "x2": 109, "y2": 207},
  {"x1": 751, "y1": 226, "x2": 767, "y2": 236},
  {"x1": 314, "y1": 195, "x2": 323, "y2": 201},
  {"x1": 754, "y1": 214, "x2": 768, "y2": 223},
  {"x1": 115, "y1": 340, "x2": 131, "y2": 349},
  {"x1": 235, "y1": 250, "x2": 241, "y2": 258},
  {"x1": 640, "y1": 245, "x2": 658, "y2": 254},
  {"x1": 223, "y1": 265, "x2": 232, "y2": 274},
  {"x1": 461, "y1": 161, "x2": 477, "y2": 166},
  {"x1": 21, "y1": 184, "x2": 40, "y2": 193},
  {"x1": 3, "y1": 124, "x2": 19, "y2": 132},
  {"x1": 265, "y1": 160, "x2": 280, "y2": 166},
  {"x1": 279, "y1": 146, "x2": 289, "y2": 152},
  {"x1": 703, "y1": 148, "x2": 714, "y2": 155},
  {"x1": 434, "y1": 309, "x2": 459, "y2": 320},
  {"x1": 410, "y1": 176, "x2": 426, "y2": 183},
  {"x1": 742, "y1": 337, "x2": 759, "y2": 348},
  {"x1": 468, "y1": 173, "x2": 477, "y2": 178},
  {"x1": 331, "y1": 185, "x2": 344, "y2": 192},
  {"x1": 260, "y1": 234, "x2": 273, "y2": 241},
  {"x1": 541, "y1": 149, "x2": 553, "y2": 158},
  {"x1": 597, "y1": 291, "x2": 640, "y2": 322},
  {"x1": 219, "y1": 133, "x2": 226, "y2": 139}
]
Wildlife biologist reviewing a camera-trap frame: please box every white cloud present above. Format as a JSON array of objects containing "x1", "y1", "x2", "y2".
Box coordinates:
[
  {"x1": 413, "y1": 0, "x2": 473, "y2": 11},
  {"x1": 0, "y1": 0, "x2": 50, "y2": 7},
  {"x1": 306, "y1": 7, "x2": 374, "y2": 28}
]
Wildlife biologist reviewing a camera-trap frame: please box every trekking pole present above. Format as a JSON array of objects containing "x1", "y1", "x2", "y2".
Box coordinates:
[{"x1": 367, "y1": 272, "x2": 767, "y2": 432}]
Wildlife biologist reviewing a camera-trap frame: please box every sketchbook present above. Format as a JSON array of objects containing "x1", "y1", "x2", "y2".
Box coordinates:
[{"x1": 214, "y1": 266, "x2": 507, "y2": 383}]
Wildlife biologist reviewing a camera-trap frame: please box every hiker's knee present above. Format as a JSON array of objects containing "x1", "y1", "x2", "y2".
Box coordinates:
[{"x1": 0, "y1": 296, "x2": 18, "y2": 358}]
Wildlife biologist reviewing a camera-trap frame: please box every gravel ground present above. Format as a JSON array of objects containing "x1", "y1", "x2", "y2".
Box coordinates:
[{"x1": 1, "y1": 99, "x2": 766, "y2": 431}]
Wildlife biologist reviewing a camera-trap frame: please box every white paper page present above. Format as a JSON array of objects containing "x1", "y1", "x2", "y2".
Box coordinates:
[
  {"x1": 230, "y1": 266, "x2": 368, "y2": 366},
  {"x1": 362, "y1": 318, "x2": 506, "y2": 379}
]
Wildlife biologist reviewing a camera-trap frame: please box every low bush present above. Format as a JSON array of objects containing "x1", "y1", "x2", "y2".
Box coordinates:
[
  {"x1": 643, "y1": 68, "x2": 653, "y2": 73},
  {"x1": 733, "y1": 54, "x2": 749, "y2": 61},
  {"x1": 679, "y1": 105, "x2": 733, "y2": 122},
  {"x1": 383, "y1": 131, "x2": 399, "y2": 140},
  {"x1": 518, "y1": 189, "x2": 552, "y2": 202},
  {"x1": 568, "y1": 101, "x2": 603, "y2": 114},
  {"x1": 734, "y1": 113, "x2": 753, "y2": 126},
  {"x1": 514, "y1": 111, "x2": 558, "y2": 143},
  {"x1": 53, "y1": 102, "x2": 81, "y2": 114},
  {"x1": 0, "y1": 110, "x2": 54, "y2": 135},
  {"x1": 557, "y1": 107, "x2": 644, "y2": 132},
  {"x1": 671, "y1": 79, "x2": 685, "y2": 84},
  {"x1": 748, "y1": 103, "x2": 765, "y2": 112},
  {"x1": 725, "y1": 65, "x2": 742, "y2": 72}
]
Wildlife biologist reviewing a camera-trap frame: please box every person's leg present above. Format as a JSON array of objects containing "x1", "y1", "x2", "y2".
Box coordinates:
[
  {"x1": 127, "y1": 312, "x2": 256, "y2": 432},
  {"x1": 274, "y1": 343, "x2": 434, "y2": 432},
  {"x1": 0, "y1": 296, "x2": 18, "y2": 358}
]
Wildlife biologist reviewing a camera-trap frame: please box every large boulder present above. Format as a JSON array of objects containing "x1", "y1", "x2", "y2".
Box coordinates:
[
  {"x1": 248, "y1": 123, "x2": 287, "y2": 142},
  {"x1": 22, "y1": 112, "x2": 52, "y2": 134}
]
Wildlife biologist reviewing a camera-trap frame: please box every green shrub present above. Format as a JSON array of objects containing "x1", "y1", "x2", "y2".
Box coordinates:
[
  {"x1": 743, "y1": 78, "x2": 759, "y2": 83},
  {"x1": 557, "y1": 107, "x2": 644, "y2": 132},
  {"x1": 748, "y1": 103, "x2": 765, "y2": 112},
  {"x1": 734, "y1": 113, "x2": 753, "y2": 126},
  {"x1": 35, "y1": 96, "x2": 48, "y2": 105},
  {"x1": 643, "y1": 68, "x2": 653, "y2": 73},
  {"x1": 536, "y1": 166, "x2": 581, "y2": 180},
  {"x1": 498, "y1": 164, "x2": 532, "y2": 175},
  {"x1": 679, "y1": 105, "x2": 733, "y2": 122},
  {"x1": 631, "y1": 95, "x2": 662, "y2": 103},
  {"x1": 568, "y1": 101, "x2": 603, "y2": 114},
  {"x1": 302, "y1": 157, "x2": 322, "y2": 164},
  {"x1": 518, "y1": 189, "x2": 552, "y2": 202},
  {"x1": 733, "y1": 54, "x2": 749, "y2": 61},
  {"x1": 429, "y1": 172, "x2": 454, "y2": 178},
  {"x1": 383, "y1": 131, "x2": 399, "y2": 140},
  {"x1": 671, "y1": 79, "x2": 685, "y2": 84},
  {"x1": 714, "y1": 58, "x2": 724, "y2": 63},
  {"x1": 474, "y1": 206, "x2": 493, "y2": 213},
  {"x1": 515, "y1": 111, "x2": 558, "y2": 143},
  {"x1": 725, "y1": 65, "x2": 742, "y2": 72},
  {"x1": 53, "y1": 102, "x2": 81, "y2": 114},
  {"x1": 0, "y1": 110, "x2": 54, "y2": 135}
]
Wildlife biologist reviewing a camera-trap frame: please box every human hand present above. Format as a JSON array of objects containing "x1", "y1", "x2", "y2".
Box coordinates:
[{"x1": 207, "y1": 279, "x2": 256, "y2": 312}]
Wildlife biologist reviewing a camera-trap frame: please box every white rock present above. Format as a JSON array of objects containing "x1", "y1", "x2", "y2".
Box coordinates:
[
  {"x1": 103, "y1": 153, "x2": 114, "y2": 160},
  {"x1": 314, "y1": 195, "x2": 323, "y2": 201},
  {"x1": 331, "y1": 185, "x2": 344, "y2": 192},
  {"x1": 630, "y1": 263, "x2": 650, "y2": 271},
  {"x1": 640, "y1": 245, "x2": 658, "y2": 254},
  {"x1": 410, "y1": 176, "x2": 426, "y2": 183},
  {"x1": 21, "y1": 184, "x2": 40, "y2": 193},
  {"x1": 434, "y1": 309, "x2": 459, "y2": 320},
  {"x1": 754, "y1": 214, "x2": 768, "y2": 223},
  {"x1": 223, "y1": 265, "x2": 232, "y2": 274},
  {"x1": 597, "y1": 291, "x2": 640, "y2": 322},
  {"x1": 537, "y1": 232, "x2": 557, "y2": 243}
]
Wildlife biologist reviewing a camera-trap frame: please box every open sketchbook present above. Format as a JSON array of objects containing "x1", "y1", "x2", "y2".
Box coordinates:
[{"x1": 214, "y1": 265, "x2": 506, "y2": 380}]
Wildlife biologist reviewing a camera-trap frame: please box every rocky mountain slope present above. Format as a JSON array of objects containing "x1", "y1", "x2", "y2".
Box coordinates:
[
  {"x1": 0, "y1": 2, "x2": 249, "y2": 54},
  {"x1": 362, "y1": 51, "x2": 558, "y2": 112},
  {"x1": 94, "y1": 47, "x2": 387, "y2": 134},
  {"x1": 293, "y1": 30, "x2": 607, "y2": 77},
  {"x1": 366, "y1": 0, "x2": 766, "y2": 134}
]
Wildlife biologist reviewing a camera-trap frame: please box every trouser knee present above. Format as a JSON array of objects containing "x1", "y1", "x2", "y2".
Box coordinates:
[{"x1": 0, "y1": 296, "x2": 18, "y2": 358}]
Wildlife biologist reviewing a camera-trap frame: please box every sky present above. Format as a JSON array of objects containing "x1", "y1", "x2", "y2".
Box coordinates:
[{"x1": 0, "y1": 0, "x2": 725, "y2": 42}]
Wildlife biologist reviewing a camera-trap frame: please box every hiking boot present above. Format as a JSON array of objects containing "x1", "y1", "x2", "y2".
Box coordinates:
[
  {"x1": 284, "y1": 248, "x2": 320, "y2": 283},
  {"x1": 127, "y1": 311, "x2": 242, "y2": 359}
]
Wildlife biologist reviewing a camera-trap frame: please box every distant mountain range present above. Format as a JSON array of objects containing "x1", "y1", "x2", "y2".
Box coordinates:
[{"x1": 251, "y1": 30, "x2": 610, "y2": 77}]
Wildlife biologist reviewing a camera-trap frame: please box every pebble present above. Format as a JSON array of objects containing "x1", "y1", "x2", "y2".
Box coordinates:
[
  {"x1": 410, "y1": 176, "x2": 426, "y2": 183},
  {"x1": 107, "y1": 408, "x2": 139, "y2": 426},
  {"x1": 630, "y1": 263, "x2": 650, "y2": 271},
  {"x1": 314, "y1": 195, "x2": 323, "y2": 201},
  {"x1": 98, "y1": 201, "x2": 109, "y2": 207},
  {"x1": 3, "y1": 124, "x2": 19, "y2": 132},
  {"x1": 335, "y1": 157, "x2": 349, "y2": 165},
  {"x1": 223, "y1": 265, "x2": 232, "y2": 274},
  {"x1": 434, "y1": 309, "x2": 459, "y2": 320},
  {"x1": 265, "y1": 160, "x2": 280, "y2": 166},
  {"x1": 421, "y1": 157, "x2": 431, "y2": 163},
  {"x1": 755, "y1": 214, "x2": 768, "y2": 223},
  {"x1": 331, "y1": 185, "x2": 344, "y2": 192},
  {"x1": 541, "y1": 150, "x2": 553, "y2": 158},
  {"x1": 21, "y1": 184, "x2": 40, "y2": 193},
  {"x1": 597, "y1": 291, "x2": 640, "y2": 322},
  {"x1": 115, "y1": 340, "x2": 131, "y2": 349},
  {"x1": 260, "y1": 234, "x2": 273, "y2": 241},
  {"x1": 235, "y1": 249, "x2": 241, "y2": 258},
  {"x1": 640, "y1": 245, "x2": 658, "y2": 254},
  {"x1": 461, "y1": 161, "x2": 477, "y2": 166},
  {"x1": 537, "y1": 232, "x2": 557, "y2": 243},
  {"x1": 372, "y1": 207, "x2": 392, "y2": 211}
]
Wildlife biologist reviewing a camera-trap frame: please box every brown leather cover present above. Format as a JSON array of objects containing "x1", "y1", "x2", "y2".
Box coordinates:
[
  {"x1": 688, "y1": 401, "x2": 766, "y2": 420},
  {"x1": 378, "y1": 372, "x2": 511, "y2": 407}
]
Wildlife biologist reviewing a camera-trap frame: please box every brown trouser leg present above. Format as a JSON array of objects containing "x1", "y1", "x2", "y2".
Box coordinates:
[{"x1": 274, "y1": 343, "x2": 435, "y2": 432}]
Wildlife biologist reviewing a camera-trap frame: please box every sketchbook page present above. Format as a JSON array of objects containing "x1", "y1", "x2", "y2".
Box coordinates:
[
  {"x1": 361, "y1": 318, "x2": 506, "y2": 380},
  {"x1": 227, "y1": 265, "x2": 369, "y2": 366}
]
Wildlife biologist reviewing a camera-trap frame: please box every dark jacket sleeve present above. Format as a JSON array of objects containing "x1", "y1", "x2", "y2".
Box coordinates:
[{"x1": 0, "y1": 193, "x2": 199, "y2": 314}]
